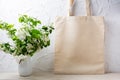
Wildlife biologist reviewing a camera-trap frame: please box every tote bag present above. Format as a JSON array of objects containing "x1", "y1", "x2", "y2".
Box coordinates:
[{"x1": 54, "y1": 0, "x2": 105, "y2": 74}]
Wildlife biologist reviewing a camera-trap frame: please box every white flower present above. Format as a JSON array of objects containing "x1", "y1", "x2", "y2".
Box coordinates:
[
  {"x1": 15, "y1": 29, "x2": 26, "y2": 40},
  {"x1": 15, "y1": 54, "x2": 30, "y2": 64},
  {"x1": 26, "y1": 43, "x2": 34, "y2": 53},
  {"x1": 27, "y1": 43, "x2": 33, "y2": 49},
  {"x1": 44, "y1": 35, "x2": 49, "y2": 42}
]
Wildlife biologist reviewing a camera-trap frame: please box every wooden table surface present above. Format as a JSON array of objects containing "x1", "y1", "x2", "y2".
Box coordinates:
[{"x1": 0, "y1": 71, "x2": 120, "y2": 80}]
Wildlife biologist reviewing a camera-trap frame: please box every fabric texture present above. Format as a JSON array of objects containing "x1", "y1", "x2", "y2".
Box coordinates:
[{"x1": 54, "y1": 0, "x2": 105, "y2": 74}]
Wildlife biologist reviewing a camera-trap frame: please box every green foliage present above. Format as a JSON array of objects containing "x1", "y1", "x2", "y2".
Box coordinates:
[
  {"x1": 19, "y1": 15, "x2": 41, "y2": 27},
  {"x1": 0, "y1": 15, "x2": 54, "y2": 57}
]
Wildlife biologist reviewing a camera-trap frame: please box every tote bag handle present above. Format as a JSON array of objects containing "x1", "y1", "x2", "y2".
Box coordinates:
[{"x1": 68, "y1": 0, "x2": 91, "y2": 16}]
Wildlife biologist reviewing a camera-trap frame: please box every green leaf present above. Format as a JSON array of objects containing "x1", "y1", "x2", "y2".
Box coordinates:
[
  {"x1": 47, "y1": 40, "x2": 50, "y2": 46},
  {"x1": 50, "y1": 26, "x2": 54, "y2": 30},
  {"x1": 19, "y1": 17, "x2": 24, "y2": 23},
  {"x1": 7, "y1": 24, "x2": 14, "y2": 30},
  {"x1": 42, "y1": 26, "x2": 48, "y2": 31},
  {"x1": 30, "y1": 29, "x2": 41, "y2": 38},
  {"x1": 8, "y1": 29, "x2": 17, "y2": 35},
  {"x1": 37, "y1": 20, "x2": 41, "y2": 24}
]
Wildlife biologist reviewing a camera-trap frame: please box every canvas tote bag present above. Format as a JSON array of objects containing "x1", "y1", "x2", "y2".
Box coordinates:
[{"x1": 54, "y1": 0, "x2": 105, "y2": 74}]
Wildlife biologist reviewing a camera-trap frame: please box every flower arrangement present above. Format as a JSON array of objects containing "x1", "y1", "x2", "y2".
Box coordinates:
[{"x1": 0, "y1": 15, "x2": 54, "y2": 59}]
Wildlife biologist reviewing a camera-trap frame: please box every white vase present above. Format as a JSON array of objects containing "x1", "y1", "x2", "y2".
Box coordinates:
[{"x1": 18, "y1": 56, "x2": 32, "y2": 77}]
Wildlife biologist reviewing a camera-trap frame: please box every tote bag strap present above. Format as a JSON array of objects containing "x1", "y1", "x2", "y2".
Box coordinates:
[
  {"x1": 86, "y1": 0, "x2": 91, "y2": 16},
  {"x1": 68, "y1": 0, "x2": 91, "y2": 16},
  {"x1": 68, "y1": 0, "x2": 74, "y2": 16}
]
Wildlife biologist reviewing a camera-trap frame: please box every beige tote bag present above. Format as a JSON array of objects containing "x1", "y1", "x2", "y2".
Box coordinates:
[{"x1": 54, "y1": 0, "x2": 105, "y2": 74}]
